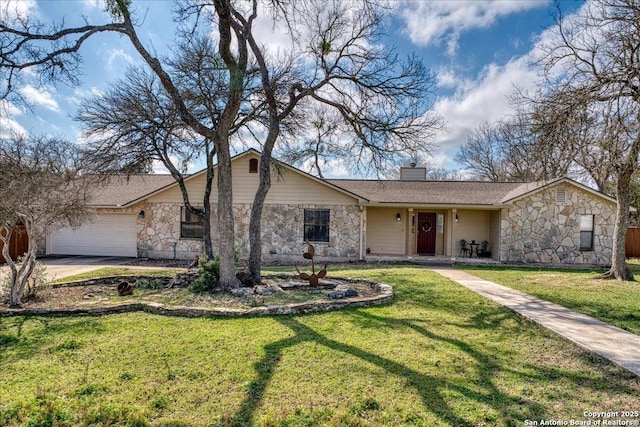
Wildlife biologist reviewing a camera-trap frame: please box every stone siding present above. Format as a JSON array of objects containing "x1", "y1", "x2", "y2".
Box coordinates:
[
  {"x1": 137, "y1": 202, "x2": 361, "y2": 261},
  {"x1": 137, "y1": 202, "x2": 203, "y2": 260},
  {"x1": 500, "y1": 185, "x2": 616, "y2": 265},
  {"x1": 248, "y1": 204, "x2": 361, "y2": 261}
]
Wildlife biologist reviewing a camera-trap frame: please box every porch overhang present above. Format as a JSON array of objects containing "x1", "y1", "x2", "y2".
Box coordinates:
[{"x1": 361, "y1": 202, "x2": 511, "y2": 210}]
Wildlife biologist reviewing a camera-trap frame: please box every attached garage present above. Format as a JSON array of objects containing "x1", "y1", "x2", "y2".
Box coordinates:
[{"x1": 48, "y1": 214, "x2": 138, "y2": 257}]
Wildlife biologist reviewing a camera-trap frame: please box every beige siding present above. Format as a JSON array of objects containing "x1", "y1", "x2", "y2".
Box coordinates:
[
  {"x1": 451, "y1": 209, "x2": 491, "y2": 256},
  {"x1": 147, "y1": 154, "x2": 358, "y2": 205},
  {"x1": 435, "y1": 211, "x2": 446, "y2": 255},
  {"x1": 366, "y1": 207, "x2": 406, "y2": 255},
  {"x1": 489, "y1": 210, "x2": 501, "y2": 257}
]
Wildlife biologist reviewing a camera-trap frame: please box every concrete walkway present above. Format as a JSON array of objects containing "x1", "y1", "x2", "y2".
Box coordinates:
[
  {"x1": 0, "y1": 256, "x2": 134, "y2": 282},
  {"x1": 431, "y1": 267, "x2": 640, "y2": 378}
]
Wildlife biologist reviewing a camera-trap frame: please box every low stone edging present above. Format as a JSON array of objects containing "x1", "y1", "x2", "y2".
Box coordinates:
[{"x1": 0, "y1": 278, "x2": 393, "y2": 318}]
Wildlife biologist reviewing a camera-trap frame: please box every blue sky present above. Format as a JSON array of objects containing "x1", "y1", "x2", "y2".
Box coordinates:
[{"x1": 2, "y1": 0, "x2": 585, "y2": 177}]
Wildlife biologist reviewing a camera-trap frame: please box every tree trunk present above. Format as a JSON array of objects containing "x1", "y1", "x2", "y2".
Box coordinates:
[
  {"x1": 248, "y1": 151, "x2": 273, "y2": 284},
  {"x1": 202, "y1": 213, "x2": 214, "y2": 259},
  {"x1": 0, "y1": 225, "x2": 19, "y2": 306},
  {"x1": 216, "y1": 140, "x2": 239, "y2": 289},
  {"x1": 4, "y1": 221, "x2": 39, "y2": 307},
  {"x1": 202, "y1": 162, "x2": 215, "y2": 259},
  {"x1": 598, "y1": 170, "x2": 634, "y2": 281}
]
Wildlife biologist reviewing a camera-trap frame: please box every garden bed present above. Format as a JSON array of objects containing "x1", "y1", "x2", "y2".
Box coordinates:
[{"x1": 0, "y1": 273, "x2": 393, "y2": 317}]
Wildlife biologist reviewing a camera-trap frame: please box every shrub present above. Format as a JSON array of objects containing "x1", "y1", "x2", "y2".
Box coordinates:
[{"x1": 190, "y1": 254, "x2": 220, "y2": 293}]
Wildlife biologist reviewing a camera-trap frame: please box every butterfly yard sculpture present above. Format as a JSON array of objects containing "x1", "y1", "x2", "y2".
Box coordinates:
[{"x1": 295, "y1": 240, "x2": 328, "y2": 287}]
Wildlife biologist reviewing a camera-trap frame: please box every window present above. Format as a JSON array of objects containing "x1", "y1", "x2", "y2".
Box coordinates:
[
  {"x1": 580, "y1": 215, "x2": 594, "y2": 250},
  {"x1": 181, "y1": 207, "x2": 205, "y2": 238},
  {"x1": 304, "y1": 209, "x2": 330, "y2": 242},
  {"x1": 249, "y1": 158, "x2": 258, "y2": 173}
]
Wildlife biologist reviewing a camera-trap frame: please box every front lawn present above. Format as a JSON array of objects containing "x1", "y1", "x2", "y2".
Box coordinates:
[
  {"x1": 461, "y1": 263, "x2": 640, "y2": 335},
  {"x1": 1, "y1": 267, "x2": 638, "y2": 426}
]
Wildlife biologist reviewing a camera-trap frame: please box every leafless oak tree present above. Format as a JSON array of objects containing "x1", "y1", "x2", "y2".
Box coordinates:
[
  {"x1": 534, "y1": 0, "x2": 640, "y2": 280},
  {"x1": 240, "y1": 0, "x2": 441, "y2": 282},
  {"x1": 0, "y1": 134, "x2": 93, "y2": 307},
  {"x1": 455, "y1": 117, "x2": 573, "y2": 182},
  {"x1": 1, "y1": 0, "x2": 440, "y2": 286},
  {"x1": 1, "y1": 0, "x2": 257, "y2": 288}
]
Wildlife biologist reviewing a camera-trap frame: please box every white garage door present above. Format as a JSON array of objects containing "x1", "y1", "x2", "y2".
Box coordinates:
[{"x1": 49, "y1": 214, "x2": 138, "y2": 257}]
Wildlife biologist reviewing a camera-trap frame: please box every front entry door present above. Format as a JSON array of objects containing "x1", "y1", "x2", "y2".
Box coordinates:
[{"x1": 417, "y1": 212, "x2": 437, "y2": 255}]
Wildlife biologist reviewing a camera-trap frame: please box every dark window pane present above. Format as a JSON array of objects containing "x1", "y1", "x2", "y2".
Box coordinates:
[
  {"x1": 249, "y1": 158, "x2": 258, "y2": 173},
  {"x1": 580, "y1": 231, "x2": 593, "y2": 250},
  {"x1": 181, "y1": 206, "x2": 205, "y2": 238},
  {"x1": 181, "y1": 222, "x2": 205, "y2": 239},
  {"x1": 304, "y1": 209, "x2": 329, "y2": 242}
]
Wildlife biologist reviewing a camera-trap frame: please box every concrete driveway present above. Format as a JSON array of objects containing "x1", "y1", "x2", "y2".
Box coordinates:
[{"x1": 0, "y1": 256, "x2": 134, "y2": 282}]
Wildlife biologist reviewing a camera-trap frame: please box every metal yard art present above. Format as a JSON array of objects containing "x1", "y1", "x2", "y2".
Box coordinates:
[{"x1": 295, "y1": 240, "x2": 328, "y2": 287}]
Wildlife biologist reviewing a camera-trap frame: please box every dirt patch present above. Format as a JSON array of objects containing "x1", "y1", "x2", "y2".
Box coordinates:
[{"x1": 5, "y1": 274, "x2": 392, "y2": 315}]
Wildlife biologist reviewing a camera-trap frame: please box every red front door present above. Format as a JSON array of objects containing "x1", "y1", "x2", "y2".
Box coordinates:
[{"x1": 417, "y1": 212, "x2": 437, "y2": 255}]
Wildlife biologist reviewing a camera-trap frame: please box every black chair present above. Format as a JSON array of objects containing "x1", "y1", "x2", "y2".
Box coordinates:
[
  {"x1": 479, "y1": 240, "x2": 491, "y2": 257},
  {"x1": 459, "y1": 239, "x2": 471, "y2": 257}
]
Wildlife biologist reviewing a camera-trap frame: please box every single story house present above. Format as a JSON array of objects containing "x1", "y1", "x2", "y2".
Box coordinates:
[{"x1": 46, "y1": 149, "x2": 619, "y2": 266}]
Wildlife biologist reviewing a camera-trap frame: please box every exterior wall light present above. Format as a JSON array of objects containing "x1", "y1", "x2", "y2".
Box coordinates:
[
  {"x1": 396, "y1": 213, "x2": 402, "y2": 221},
  {"x1": 138, "y1": 210, "x2": 145, "y2": 219},
  {"x1": 455, "y1": 213, "x2": 459, "y2": 223}
]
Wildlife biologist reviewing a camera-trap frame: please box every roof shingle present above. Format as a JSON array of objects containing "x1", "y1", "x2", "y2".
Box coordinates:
[
  {"x1": 327, "y1": 180, "x2": 529, "y2": 205},
  {"x1": 89, "y1": 175, "x2": 176, "y2": 206}
]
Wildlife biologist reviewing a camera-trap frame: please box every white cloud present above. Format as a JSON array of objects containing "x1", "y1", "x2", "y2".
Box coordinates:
[
  {"x1": 428, "y1": 56, "x2": 538, "y2": 168},
  {"x1": 399, "y1": 0, "x2": 549, "y2": 55},
  {"x1": 0, "y1": 0, "x2": 37, "y2": 21},
  {"x1": 0, "y1": 100, "x2": 27, "y2": 137},
  {"x1": 18, "y1": 85, "x2": 60, "y2": 112},
  {"x1": 68, "y1": 86, "x2": 105, "y2": 106},
  {"x1": 81, "y1": 0, "x2": 100, "y2": 9},
  {"x1": 422, "y1": 1, "x2": 592, "y2": 170},
  {"x1": 107, "y1": 49, "x2": 134, "y2": 70}
]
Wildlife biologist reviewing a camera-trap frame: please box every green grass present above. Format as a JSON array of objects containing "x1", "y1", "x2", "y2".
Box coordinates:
[
  {"x1": 52, "y1": 267, "x2": 184, "y2": 283},
  {"x1": 461, "y1": 263, "x2": 640, "y2": 335},
  {"x1": 1, "y1": 266, "x2": 638, "y2": 426}
]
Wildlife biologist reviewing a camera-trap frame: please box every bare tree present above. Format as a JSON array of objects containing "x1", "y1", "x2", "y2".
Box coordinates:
[
  {"x1": 76, "y1": 55, "x2": 238, "y2": 260},
  {"x1": 455, "y1": 117, "x2": 573, "y2": 182},
  {"x1": 1, "y1": 0, "x2": 441, "y2": 287},
  {"x1": 426, "y1": 168, "x2": 464, "y2": 181},
  {"x1": 455, "y1": 121, "x2": 512, "y2": 181},
  {"x1": 240, "y1": 0, "x2": 441, "y2": 283},
  {"x1": 524, "y1": 89, "x2": 616, "y2": 192},
  {"x1": 0, "y1": 134, "x2": 93, "y2": 307},
  {"x1": 0, "y1": 0, "x2": 264, "y2": 288},
  {"x1": 278, "y1": 107, "x2": 346, "y2": 179},
  {"x1": 534, "y1": 0, "x2": 640, "y2": 280}
]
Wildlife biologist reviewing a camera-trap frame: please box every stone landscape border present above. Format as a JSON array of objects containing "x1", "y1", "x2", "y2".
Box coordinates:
[{"x1": 0, "y1": 276, "x2": 393, "y2": 318}]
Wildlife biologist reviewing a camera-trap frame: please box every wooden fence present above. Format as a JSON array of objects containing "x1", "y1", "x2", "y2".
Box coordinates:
[
  {"x1": 626, "y1": 228, "x2": 640, "y2": 258},
  {"x1": 0, "y1": 226, "x2": 29, "y2": 264}
]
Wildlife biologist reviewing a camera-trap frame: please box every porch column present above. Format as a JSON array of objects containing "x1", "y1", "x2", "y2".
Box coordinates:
[
  {"x1": 406, "y1": 208, "x2": 414, "y2": 255},
  {"x1": 447, "y1": 209, "x2": 456, "y2": 257},
  {"x1": 359, "y1": 206, "x2": 366, "y2": 260}
]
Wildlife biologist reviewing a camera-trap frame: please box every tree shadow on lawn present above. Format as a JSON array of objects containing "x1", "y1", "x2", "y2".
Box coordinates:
[
  {"x1": 230, "y1": 312, "x2": 547, "y2": 426},
  {"x1": 348, "y1": 310, "x2": 640, "y2": 413}
]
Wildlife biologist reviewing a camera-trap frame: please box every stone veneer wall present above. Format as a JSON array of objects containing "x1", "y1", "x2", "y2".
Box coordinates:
[
  {"x1": 499, "y1": 185, "x2": 616, "y2": 265},
  {"x1": 137, "y1": 202, "x2": 203, "y2": 260},
  {"x1": 246, "y1": 204, "x2": 361, "y2": 261},
  {"x1": 137, "y1": 202, "x2": 361, "y2": 261}
]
